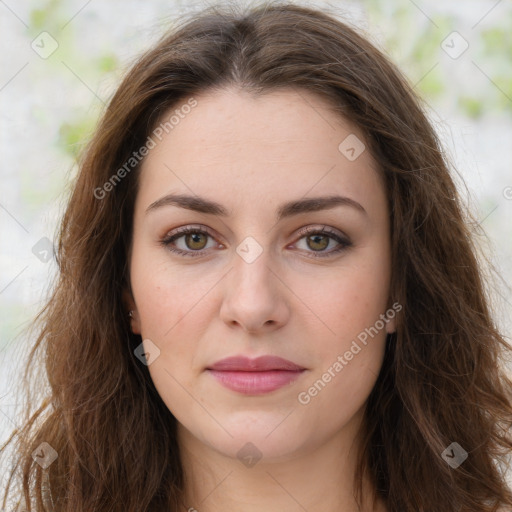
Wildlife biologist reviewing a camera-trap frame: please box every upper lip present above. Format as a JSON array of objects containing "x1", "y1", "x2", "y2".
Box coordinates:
[{"x1": 207, "y1": 355, "x2": 305, "y2": 372}]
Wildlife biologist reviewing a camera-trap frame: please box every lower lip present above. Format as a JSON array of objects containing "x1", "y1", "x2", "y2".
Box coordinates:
[{"x1": 206, "y1": 369, "x2": 305, "y2": 394}]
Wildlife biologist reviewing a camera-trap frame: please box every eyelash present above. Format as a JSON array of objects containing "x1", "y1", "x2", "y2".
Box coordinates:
[{"x1": 160, "y1": 224, "x2": 352, "y2": 259}]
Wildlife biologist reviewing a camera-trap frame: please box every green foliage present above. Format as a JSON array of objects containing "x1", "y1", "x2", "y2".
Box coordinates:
[
  {"x1": 97, "y1": 54, "x2": 119, "y2": 73},
  {"x1": 29, "y1": 0, "x2": 116, "y2": 159},
  {"x1": 363, "y1": 0, "x2": 512, "y2": 116},
  {"x1": 58, "y1": 119, "x2": 95, "y2": 158},
  {"x1": 29, "y1": 0, "x2": 62, "y2": 36},
  {"x1": 480, "y1": 27, "x2": 511, "y2": 54},
  {"x1": 31, "y1": 0, "x2": 512, "y2": 165},
  {"x1": 458, "y1": 97, "x2": 484, "y2": 119}
]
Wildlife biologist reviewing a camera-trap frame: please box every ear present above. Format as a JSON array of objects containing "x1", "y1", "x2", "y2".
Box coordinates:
[
  {"x1": 385, "y1": 314, "x2": 396, "y2": 335},
  {"x1": 122, "y1": 287, "x2": 141, "y2": 335},
  {"x1": 384, "y1": 299, "x2": 399, "y2": 335}
]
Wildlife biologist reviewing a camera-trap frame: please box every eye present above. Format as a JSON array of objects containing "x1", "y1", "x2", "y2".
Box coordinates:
[
  {"x1": 160, "y1": 225, "x2": 219, "y2": 258},
  {"x1": 160, "y1": 224, "x2": 351, "y2": 258},
  {"x1": 292, "y1": 225, "x2": 352, "y2": 258}
]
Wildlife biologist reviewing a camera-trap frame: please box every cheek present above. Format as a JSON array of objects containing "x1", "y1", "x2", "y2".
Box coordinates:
[
  {"x1": 293, "y1": 253, "x2": 390, "y2": 400},
  {"x1": 294, "y1": 257, "x2": 391, "y2": 341},
  {"x1": 130, "y1": 255, "x2": 211, "y2": 417},
  {"x1": 130, "y1": 247, "x2": 215, "y2": 340},
  {"x1": 298, "y1": 340, "x2": 386, "y2": 439},
  {"x1": 296, "y1": 294, "x2": 388, "y2": 430}
]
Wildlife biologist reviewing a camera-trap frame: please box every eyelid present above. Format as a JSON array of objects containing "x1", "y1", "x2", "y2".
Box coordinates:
[
  {"x1": 164, "y1": 223, "x2": 217, "y2": 239},
  {"x1": 294, "y1": 224, "x2": 347, "y2": 240}
]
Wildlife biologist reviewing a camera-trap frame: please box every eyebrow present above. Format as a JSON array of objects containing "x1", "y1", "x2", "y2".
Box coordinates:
[{"x1": 145, "y1": 193, "x2": 367, "y2": 220}]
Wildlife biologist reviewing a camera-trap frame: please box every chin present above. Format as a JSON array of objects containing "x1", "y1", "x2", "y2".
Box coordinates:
[{"x1": 194, "y1": 416, "x2": 313, "y2": 464}]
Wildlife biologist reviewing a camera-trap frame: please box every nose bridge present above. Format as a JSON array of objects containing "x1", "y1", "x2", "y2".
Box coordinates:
[
  {"x1": 220, "y1": 234, "x2": 288, "y2": 331},
  {"x1": 231, "y1": 237, "x2": 277, "y2": 301}
]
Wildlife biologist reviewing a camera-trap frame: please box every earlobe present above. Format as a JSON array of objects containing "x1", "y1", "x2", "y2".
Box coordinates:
[
  {"x1": 122, "y1": 288, "x2": 141, "y2": 335},
  {"x1": 128, "y1": 310, "x2": 141, "y2": 335},
  {"x1": 385, "y1": 315, "x2": 396, "y2": 334}
]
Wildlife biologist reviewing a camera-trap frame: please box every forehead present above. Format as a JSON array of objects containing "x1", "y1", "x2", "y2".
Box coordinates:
[
  {"x1": 135, "y1": 87, "x2": 386, "y2": 220},
  {"x1": 147, "y1": 87, "x2": 365, "y2": 160}
]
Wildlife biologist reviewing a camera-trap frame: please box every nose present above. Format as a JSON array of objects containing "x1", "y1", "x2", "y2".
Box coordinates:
[{"x1": 219, "y1": 247, "x2": 290, "y2": 334}]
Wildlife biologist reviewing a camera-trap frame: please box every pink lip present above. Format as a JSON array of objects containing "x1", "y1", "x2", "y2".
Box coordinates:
[
  {"x1": 206, "y1": 356, "x2": 306, "y2": 395},
  {"x1": 208, "y1": 355, "x2": 305, "y2": 372}
]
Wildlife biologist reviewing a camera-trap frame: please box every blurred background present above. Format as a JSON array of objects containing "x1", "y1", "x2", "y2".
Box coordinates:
[{"x1": 1, "y1": 0, "x2": 511, "y2": 474}]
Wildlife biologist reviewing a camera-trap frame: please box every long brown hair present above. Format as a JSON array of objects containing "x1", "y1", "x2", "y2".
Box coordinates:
[{"x1": 2, "y1": 2, "x2": 512, "y2": 511}]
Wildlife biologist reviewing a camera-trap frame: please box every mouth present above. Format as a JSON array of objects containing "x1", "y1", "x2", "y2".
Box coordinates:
[{"x1": 206, "y1": 355, "x2": 306, "y2": 395}]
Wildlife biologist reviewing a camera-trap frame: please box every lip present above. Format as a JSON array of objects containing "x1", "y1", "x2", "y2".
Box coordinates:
[
  {"x1": 207, "y1": 355, "x2": 305, "y2": 372},
  {"x1": 206, "y1": 356, "x2": 306, "y2": 395}
]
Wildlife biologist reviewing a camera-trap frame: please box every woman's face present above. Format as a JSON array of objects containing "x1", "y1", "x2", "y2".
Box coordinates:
[{"x1": 126, "y1": 87, "x2": 396, "y2": 462}]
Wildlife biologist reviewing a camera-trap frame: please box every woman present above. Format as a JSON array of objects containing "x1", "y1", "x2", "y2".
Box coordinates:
[{"x1": 2, "y1": 2, "x2": 511, "y2": 511}]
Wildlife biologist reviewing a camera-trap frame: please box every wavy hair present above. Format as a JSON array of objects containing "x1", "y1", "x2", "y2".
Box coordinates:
[{"x1": 2, "y1": 2, "x2": 512, "y2": 511}]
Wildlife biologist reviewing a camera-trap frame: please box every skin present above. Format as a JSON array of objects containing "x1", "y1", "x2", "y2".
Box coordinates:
[{"x1": 125, "y1": 86, "x2": 395, "y2": 512}]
